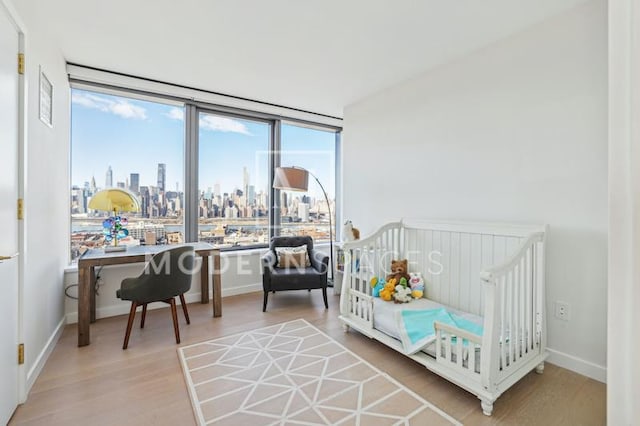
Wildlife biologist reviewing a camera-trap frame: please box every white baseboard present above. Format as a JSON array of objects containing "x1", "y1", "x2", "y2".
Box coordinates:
[
  {"x1": 25, "y1": 317, "x2": 65, "y2": 399},
  {"x1": 546, "y1": 347, "x2": 606, "y2": 383},
  {"x1": 65, "y1": 283, "x2": 263, "y2": 324},
  {"x1": 222, "y1": 283, "x2": 262, "y2": 297}
]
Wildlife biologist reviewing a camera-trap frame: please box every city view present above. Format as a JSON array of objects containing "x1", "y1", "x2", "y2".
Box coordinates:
[{"x1": 70, "y1": 89, "x2": 336, "y2": 261}]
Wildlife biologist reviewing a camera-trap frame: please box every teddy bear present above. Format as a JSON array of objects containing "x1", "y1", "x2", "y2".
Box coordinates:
[
  {"x1": 386, "y1": 259, "x2": 411, "y2": 284},
  {"x1": 379, "y1": 278, "x2": 396, "y2": 301},
  {"x1": 370, "y1": 277, "x2": 385, "y2": 297},
  {"x1": 393, "y1": 284, "x2": 413, "y2": 303},
  {"x1": 409, "y1": 272, "x2": 425, "y2": 299}
]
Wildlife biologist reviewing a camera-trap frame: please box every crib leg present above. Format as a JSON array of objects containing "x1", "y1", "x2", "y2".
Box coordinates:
[
  {"x1": 535, "y1": 362, "x2": 545, "y2": 374},
  {"x1": 342, "y1": 323, "x2": 350, "y2": 332},
  {"x1": 480, "y1": 398, "x2": 494, "y2": 416}
]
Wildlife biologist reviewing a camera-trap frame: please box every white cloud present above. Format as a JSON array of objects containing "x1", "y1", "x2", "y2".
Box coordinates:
[
  {"x1": 199, "y1": 115, "x2": 252, "y2": 135},
  {"x1": 71, "y1": 92, "x2": 147, "y2": 120},
  {"x1": 165, "y1": 107, "x2": 184, "y2": 121}
]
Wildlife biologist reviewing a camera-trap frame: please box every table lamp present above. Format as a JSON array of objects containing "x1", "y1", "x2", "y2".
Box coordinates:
[
  {"x1": 88, "y1": 188, "x2": 141, "y2": 252},
  {"x1": 273, "y1": 166, "x2": 335, "y2": 285}
]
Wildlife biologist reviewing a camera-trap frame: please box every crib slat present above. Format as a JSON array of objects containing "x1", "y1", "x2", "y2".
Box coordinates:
[
  {"x1": 500, "y1": 275, "x2": 507, "y2": 371},
  {"x1": 519, "y1": 255, "x2": 525, "y2": 358},
  {"x1": 526, "y1": 247, "x2": 532, "y2": 352},
  {"x1": 456, "y1": 335, "x2": 464, "y2": 369},
  {"x1": 469, "y1": 342, "x2": 476, "y2": 373},
  {"x1": 446, "y1": 334, "x2": 452, "y2": 362},
  {"x1": 509, "y1": 269, "x2": 515, "y2": 364},
  {"x1": 436, "y1": 328, "x2": 442, "y2": 359}
]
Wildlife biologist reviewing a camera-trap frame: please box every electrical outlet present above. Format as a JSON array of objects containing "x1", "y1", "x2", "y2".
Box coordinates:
[{"x1": 554, "y1": 301, "x2": 570, "y2": 321}]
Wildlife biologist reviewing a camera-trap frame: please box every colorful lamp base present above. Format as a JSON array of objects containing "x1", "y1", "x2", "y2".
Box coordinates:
[{"x1": 102, "y1": 216, "x2": 130, "y2": 252}]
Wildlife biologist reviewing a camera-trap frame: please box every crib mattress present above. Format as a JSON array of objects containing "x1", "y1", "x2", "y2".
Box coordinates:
[{"x1": 372, "y1": 297, "x2": 484, "y2": 360}]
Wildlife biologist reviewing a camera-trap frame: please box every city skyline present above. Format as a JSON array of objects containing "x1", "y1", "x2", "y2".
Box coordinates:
[{"x1": 71, "y1": 89, "x2": 337, "y2": 199}]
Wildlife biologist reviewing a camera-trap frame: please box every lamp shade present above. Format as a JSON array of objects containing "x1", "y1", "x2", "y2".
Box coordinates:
[
  {"x1": 273, "y1": 167, "x2": 309, "y2": 192},
  {"x1": 88, "y1": 188, "x2": 141, "y2": 213}
]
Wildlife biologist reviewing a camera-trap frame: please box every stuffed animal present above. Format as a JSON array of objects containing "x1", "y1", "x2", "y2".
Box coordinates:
[
  {"x1": 379, "y1": 278, "x2": 396, "y2": 301},
  {"x1": 343, "y1": 220, "x2": 360, "y2": 242},
  {"x1": 393, "y1": 284, "x2": 413, "y2": 303},
  {"x1": 409, "y1": 272, "x2": 425, "y2": 299},
  {"x1": 370, "y1": 277, "x2": 384, "y2": 297},
  {"x1": 386, "y1": 259, "x2": 411, "y2": 284}
]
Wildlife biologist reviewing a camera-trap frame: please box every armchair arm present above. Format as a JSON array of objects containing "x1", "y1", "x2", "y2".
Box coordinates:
[
  {"x1": 309, "y1": 249, "x2": 329, "y2": 274},
  {"x1": 262, "y1": 250, "x2": 277, "y2": 270}
]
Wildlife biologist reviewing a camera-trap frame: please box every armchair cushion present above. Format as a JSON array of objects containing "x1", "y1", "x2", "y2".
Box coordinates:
[{"x1": 275, "y1": 244, "x2": 311, "y2": 268}]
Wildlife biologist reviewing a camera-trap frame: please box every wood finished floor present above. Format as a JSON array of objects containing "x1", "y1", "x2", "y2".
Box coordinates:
[{"x1": 10, "y1": 291, "x2": 606, "y2": 425}]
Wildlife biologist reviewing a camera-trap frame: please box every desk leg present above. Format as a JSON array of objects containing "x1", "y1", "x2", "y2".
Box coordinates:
[
  {"x1": 213, "y1": 253, "x2": 221, "y2": 317},
  {"x1": 78, "y1": 266, "x2": 91, "y2": 347},
  {"x1": 200, "y1": 255, "x2": 209, "y2": 304},
  {"x1": 90, "y1": 266, "x2": 96, "y2": 323}
]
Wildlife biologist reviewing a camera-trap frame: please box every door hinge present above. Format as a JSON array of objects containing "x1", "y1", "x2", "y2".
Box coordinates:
[
  {"x1": 18, "y1": 53, "x2": 24, "y2": 75},
  {"x1": 18, "y1": 343, "x2": 24, "y2": 365},
  {"x1": 17, "y1": 198, "x2": 23, "y2": 220}
]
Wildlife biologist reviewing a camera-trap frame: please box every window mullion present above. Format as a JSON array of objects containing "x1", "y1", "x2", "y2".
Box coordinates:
[
  {"x1": 185, "y1": 103, "x2": 199, "y2": 242},
  {"x1": 271, "y1": 120, "x2": 282, "y2": 238}
]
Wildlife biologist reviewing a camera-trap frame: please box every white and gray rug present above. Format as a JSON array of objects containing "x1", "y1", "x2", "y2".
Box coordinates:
[{"x1": 178, "y1": 319, "x2": 460, "y2": 425}]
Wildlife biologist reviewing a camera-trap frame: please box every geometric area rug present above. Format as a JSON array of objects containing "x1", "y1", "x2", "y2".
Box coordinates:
[{"x1": 178, "y1": 319, "x2": 461, "y2": 425}]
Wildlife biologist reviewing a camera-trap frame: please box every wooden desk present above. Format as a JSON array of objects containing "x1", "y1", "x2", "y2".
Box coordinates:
[{"x1": 77, "y1": 243, "x2": 221, "y2": 347}]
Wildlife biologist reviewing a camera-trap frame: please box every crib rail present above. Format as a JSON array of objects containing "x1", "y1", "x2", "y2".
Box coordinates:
[
  {"x1": 340, "y1": 222, "x2": 404, "y2": 324},
  {"x1": 479, "y1": 230, "x2": 546, "y2": 388},
  {"x1": 434, "y1": 321, "x2": 483, "y2": 377}
]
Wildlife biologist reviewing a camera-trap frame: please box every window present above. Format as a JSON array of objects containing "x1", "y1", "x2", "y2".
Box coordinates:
[
  {"x1": 279, "y1": 123, "x2": 338, "y2": 242},
  {"x1": 197, "y1": 111, "x2": 271, "y2": 247},
  {"x1": 70, "y1": 88, "x2": 184, "y2": 260},
  {"x1": 69, "y1": 85, "x2": 341, "y2": 262}
]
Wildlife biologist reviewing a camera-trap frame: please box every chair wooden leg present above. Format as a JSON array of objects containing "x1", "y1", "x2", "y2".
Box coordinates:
[
  {"x1": 123, "y1": 302, "x2": 138, "y2": 350},
  {"x1": 179, "y1": 294, "x2": 190, "y2": 324},
  {"x1": 169, "y1": 298, "x2": 180, "y2": 344},
  {"x1": 140, "y1": 303, "x2": 147, "y2": 328},
  {"x1": 322, "y1": 287, "x2": 328, "y2": 309},
  {"x1": 263, "y1": 291, "x2": 269, "y2": 312}
]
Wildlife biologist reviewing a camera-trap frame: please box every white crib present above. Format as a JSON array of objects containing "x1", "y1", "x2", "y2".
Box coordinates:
[{"x1": 338, "y1": 219, "x2": 548, "y2": 416}]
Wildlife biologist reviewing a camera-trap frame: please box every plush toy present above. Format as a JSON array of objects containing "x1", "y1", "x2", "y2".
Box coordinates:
[
  {"x1": 387, "y1": 259, "x2": 411, "y2": 284},
  {"x1": 393, "y1": 284, "x2": 413, "y2": 303},
  {"x1": 370, "y1": 277, "x2": 384, "y2": 297},
  {"x1": 343, "y1": 220, "x2": 361, "y2": 242},
  {"x1": 399, "y1": 276, "x2": 408, "y2": 288},
  {"x1": 409, "y1": 272, "x2": 425, "y2": 299},
  {"x1": 379, "y1": 278, "x2": 396, "y2": 301}
]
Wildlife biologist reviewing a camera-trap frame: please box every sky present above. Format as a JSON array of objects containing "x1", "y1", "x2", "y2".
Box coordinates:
[{"x1": 71, "y1": 89, "x2": 337, "y2": 199}]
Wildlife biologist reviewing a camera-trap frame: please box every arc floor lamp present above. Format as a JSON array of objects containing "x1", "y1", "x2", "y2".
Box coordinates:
[{"x1": 273, "y1": 166, "x2": 334, "y2": 285}]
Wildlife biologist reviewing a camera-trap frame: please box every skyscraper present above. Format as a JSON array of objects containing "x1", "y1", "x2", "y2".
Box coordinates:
[
  {"x1": 139, "y1": 186, "x2": 150, "y2": 218},
  {"x1": 130, "y1": 173, "x2": 140, "y2": 194},
  {"x1": 157, "y1": 163, "x2": 166, "y2": 193},
  {"x1": 105, "y1": 166, "x2": 113, "y2": 188}
]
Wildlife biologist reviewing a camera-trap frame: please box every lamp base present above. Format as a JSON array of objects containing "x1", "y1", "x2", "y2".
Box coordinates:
[{"x1": 105, "y1": 245, "x2": 127, "y2": 253}]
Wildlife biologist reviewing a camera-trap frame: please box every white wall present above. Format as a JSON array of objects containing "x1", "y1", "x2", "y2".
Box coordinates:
[
  {"x1": 342, "y1": 0, "x2": 607, "y2": 380},
  {"x1": 9, "y1": 0, "x2": 70, "y2": 393}
]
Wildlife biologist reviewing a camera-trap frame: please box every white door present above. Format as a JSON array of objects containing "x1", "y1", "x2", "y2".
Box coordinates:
[{"x1": 0, "y1": 5, "x2": 20, "y2": 425}]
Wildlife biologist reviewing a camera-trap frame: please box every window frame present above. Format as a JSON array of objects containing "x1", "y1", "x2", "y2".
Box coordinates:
[{"x1": 69, "y1": 82, "x2": 342, "y2": 261}]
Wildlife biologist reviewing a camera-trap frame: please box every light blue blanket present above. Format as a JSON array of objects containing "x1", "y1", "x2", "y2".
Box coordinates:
[{"x1": 395, "y1": 307, "x2": 484, "y2": 354}]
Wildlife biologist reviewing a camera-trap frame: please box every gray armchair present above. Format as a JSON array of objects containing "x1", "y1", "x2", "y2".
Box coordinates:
[
  {"x1": 116, "y1": 246, "x2": 195, "y2": 349},
  {"x1": 261, "y1": 236, "x2": 329, "y2": 312}
]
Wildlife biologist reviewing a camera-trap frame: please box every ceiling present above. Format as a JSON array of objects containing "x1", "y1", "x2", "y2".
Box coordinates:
[{"x1": 14, "y1": 0, "x2": 588, "y2": 118}]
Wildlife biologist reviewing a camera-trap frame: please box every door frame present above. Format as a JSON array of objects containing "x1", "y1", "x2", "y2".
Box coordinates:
[{"x1": 1, "y1": 0, "x2": 27, "y2": 404}]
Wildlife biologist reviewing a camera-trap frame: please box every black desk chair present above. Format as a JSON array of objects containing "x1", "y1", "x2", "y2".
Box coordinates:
[
  {"x1": 116, "y1": 246, "x2": 195, "y2": 349},
  {"x1": 261, "y1": 236, "x2": 329, "y2": 312}
]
